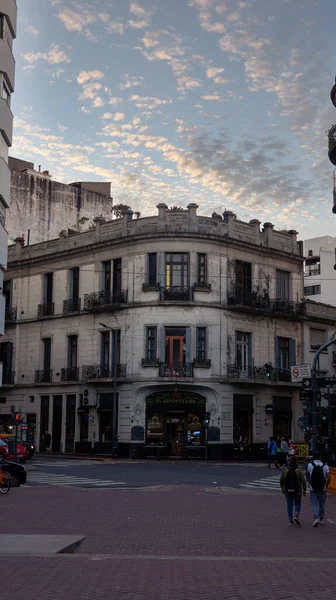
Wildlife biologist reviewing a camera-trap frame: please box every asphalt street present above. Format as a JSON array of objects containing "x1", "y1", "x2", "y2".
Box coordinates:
[{"x1": 26, "y1": 457, "x2": 282, "y2": 491}]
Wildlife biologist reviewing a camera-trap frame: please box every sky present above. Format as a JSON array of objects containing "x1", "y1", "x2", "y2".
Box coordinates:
[{"x1": 10, "y1": 0, "x2": 336, "y2": 238}]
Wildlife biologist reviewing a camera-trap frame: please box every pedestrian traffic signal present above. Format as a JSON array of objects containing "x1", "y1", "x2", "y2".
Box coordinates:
[
  {"x1": 264, "y1": 363, "x2": 273, "y2": 378},
  {"x1": 12, "y1": 412, "x2": 22, "y2": 424},
  {"x1": 204, "y1": 412, "x2": 210, "y2": 428}
]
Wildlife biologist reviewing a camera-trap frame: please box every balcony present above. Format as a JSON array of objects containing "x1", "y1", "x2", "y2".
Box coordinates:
[
  {"x1": 5, "y1": 307, "x2": 16, "y2": 322},
  {"x1": 227, "y1": 292, "x2": 305, "y2": 318},
  {"x1": 159, "y1": 286, "x2": 194, "y2": 302},
  {"x1": 0, "y1": 38, "x2": 15, "y2": 91},
  {"x1": 0, "y1": 157, "x2": 10, "y2": 207},
  {"x1": 159, "y1": 362, "x2": 193, "y2": 378},
  {"x1": 82, "y1": 364, "x2": 127, "y2": 380},
  {"x1": 141, "y1": 357, "x2": 159, "y2": 367},
  {"x1": 2, "y1": 370, "x2": 14, "y2": 385},
  {"x1": 1, "y1": 1, "x2": 18, "y2": 37},
  {"x1": 37, "y1": 302, "x2": 54, "y2": 318},
  {"x1": 83, "y1": 290, "x2": 128, "y2": 312},
  {"x1": 35, "y1": 369, "x2": 52, "y2": 383},
  {"x1": 0, "y1": 97, "x2": 13, "y2": 145},
  {"x1": 193, "y1": 358, "x2": 211, "y2": 368},
  {"x1": 142, "y1": 282, "x2": 160, "y2": 292},
  {"x1": 63, "y1": 298, "x2": 81, "y2": 314},
  {"x1": 227, "y1": 364, "x2": 292, "y2": 383},
  {"x1": 61, "y1": 367, "x2": 79, "y2": 382}
]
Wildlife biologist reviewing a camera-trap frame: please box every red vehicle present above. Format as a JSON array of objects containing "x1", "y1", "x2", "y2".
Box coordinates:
[{"x1": 0, "y1": 438, "x2": 29, "y2": 462}]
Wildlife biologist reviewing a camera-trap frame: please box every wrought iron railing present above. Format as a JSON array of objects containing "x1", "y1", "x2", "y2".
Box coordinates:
[
  {"x1": 82, "y1": 364, "x2": 127, "y2": 380},
  {"x1": 227, "y1": 292, "x2": 305, "y2": 317},
  {"x1": 194, "y1": 281, "x2": 211, "y2": 291},
  {"x1": 83, "y1": 290, "x2": 128, "y2": 311},
  {"x1": 37, "y1": 302, "x2": 55, "y2": 317},
  {"x1": 141, "y1": 357, "x2": 159, "y2": 367},
  {"x1": 61, "y1": 367, "x2": 79, "y2": 382},
  {"x1": 159, "y1": 362, "x2": 193, "y2": 377},
  {"x1": 227, "y1": 364, "x2": 292, "y2": 382},
  {"x1": 193, "y1": 358, "x2": 211, "y2": 368},
  {"x1": 35, "y1": 369, "x2": 52, "y2": 383},
  {"x1": 2, "y1": 370, "x2": 15, "y2": 385},
  {"x1": 142, "y1": 282, "x2": 160, "y2": 292},
  {"x1": 159, "y1": 286, "x2": 194, "y2": 301},
  {"x1": 5, "y1": 307, "x2": 17, "y2": 322},
  {"x1": 63, "y1": 298, "x2": 81, "y2": 313}
]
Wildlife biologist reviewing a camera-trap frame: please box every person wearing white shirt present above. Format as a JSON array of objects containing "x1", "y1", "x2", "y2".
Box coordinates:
[{"x1": 306, "y1": 451, "x2": 331, "y2": 527}]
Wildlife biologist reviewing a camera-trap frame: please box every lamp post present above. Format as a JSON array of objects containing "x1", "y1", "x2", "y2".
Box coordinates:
[{"x1": 99, "y1": 323, "x2": 118, "y2": 457}]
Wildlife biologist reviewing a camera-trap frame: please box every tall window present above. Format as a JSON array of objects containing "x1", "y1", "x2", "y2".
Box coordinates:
[
  {"x1": 3, "y1": 280, "x2": 11, "y2": 312},
  {"x1": 102, "y1": 261, "x2": 111, "y2": 293},
  {"x1": 310, "y1": 329, "x2": 325, "y2": 351},
  {"x1": 101, "y1": 331, "x2": 110, "y2": 367},
  {"x1": 146, "y1": 327, "x2": 157, "y2": 360},
  {"x1": 113, "y1": 258, "x2": 122, "y2": 295},
  {"x1": 276, "y1": 270, "x2": 290, "y2": 301},
  {"x1": 43, "y1": 273, "x2": 53, "y2": 309},
  {"x1": 196, "y1": 327, "x2": 206, "y2": 361},
  {"x1": 236, "y1": 332, "x2": 251, "y2": 371},
  {"x1": 278, "y1": 337, "x2": 290, "y2": 370},
  {"x1": 67, "y1": 335, "x2": 78, "y2": 370},
  {"x1": 235, "y1": 260, "x2": 252, "y2": 298},
  {"x1": 70, "y1": 267, "x2": 79, "y2": 300},
  {"x1": 43, "y1": 338, "x2": 51, "y2": 372},
  {"x1": 111, "y1": 330, "x2": 121, "y2": 367},
  {"x1": 197, "y1": 254, "x2": 207, "y2": 286},
  {"x1": 2, "y1": 81, "x2": 10, "y2": 106},
  {"x1": 165, "y1": 253, "x2": 189, "y2": 289},
  {"x1": 148, "y1": 253, "x2": 157, "y2": 286},
  {"x1": 0, "y1": 341, "x2": 13, "y2": 382}
]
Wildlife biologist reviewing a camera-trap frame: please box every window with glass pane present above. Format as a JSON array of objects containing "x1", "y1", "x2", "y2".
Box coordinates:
[
  {"x1": 236, "y1": 332, "x2": 251, "y2": 370},
  {"x1": 165, "y1": 253, "x2": 189, "y2": 288},
  {"x1": 102, "y1": 261, "x2": 111, "y2": 292},
  {"x1": 112, "y1": 330, "x2": 121, "y2": 366},
  {"x1": 196, "y1": 327, "x2": 206, "y2": 360},
  {"x1": 278, "y1": 337, "x2": 290, "y2": 370},
  {"x1": 67, "y1": 335, "x2": 78, "y2": 369},
  {"x1": 235, "y1": 261, "x2": 252, "y2": 298},
  {"x1": 197, "y1": 254, "x2": 207, "y2": 285},
  {"x1": 43, "y1": 338, "x2": 51, "y2": 371},
  {"x1": 2, "y1": 81, "x2": 10, "y2": 106},
  {"x1": 113, "y1": 258, "x2": 122, "y2": 294},
  {"x1": 148, "y1": 253, "x2": 157, "y2": 286},
  {"x1": 101, "y1": 332, "x2": 110, "y2": 366},
  {"x1": 146, "y1": 327, "x2": 157, "y2": 360},
  {"x1": 276, "y1": 270, "x2": 290, "y2": 301},
  {"x1": 310, "y1": 329, "x2": 325, "y2": 350},
  {"x1": 70, "y1": 267, "x2": 79, "y2": 301}
]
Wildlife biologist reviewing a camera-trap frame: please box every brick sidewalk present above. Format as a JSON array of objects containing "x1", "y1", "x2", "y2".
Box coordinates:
[{"x1": 2, "y1": 486, "x2": 336, "y2": 599}]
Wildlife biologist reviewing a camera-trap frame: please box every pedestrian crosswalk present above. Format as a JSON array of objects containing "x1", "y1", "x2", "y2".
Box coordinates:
[
  {"x1": 239, "y1": 474, "x2": 281, "y2": 492},
  {"x1": 32, "y1": 461, "x2": 93, "y2": 468},
  {"x1": 27, "y1": 473, "x2": 126, "y2": 488}
]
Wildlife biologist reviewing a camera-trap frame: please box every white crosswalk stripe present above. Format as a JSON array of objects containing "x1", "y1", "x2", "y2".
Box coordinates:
[
  {"x1": 239, "y1": 475, "x2": 281, "y2": 492},
  {"x1": 31, "y1": 461, "x2": 93, "y2": 468},
  {"x1": 27, "y1": 473, "x2": 126, "y2": 488}
]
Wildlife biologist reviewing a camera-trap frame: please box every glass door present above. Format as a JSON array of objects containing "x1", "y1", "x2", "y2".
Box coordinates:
[{"x1": 165, "y1": 332, "x2": 185, "y2": 376}]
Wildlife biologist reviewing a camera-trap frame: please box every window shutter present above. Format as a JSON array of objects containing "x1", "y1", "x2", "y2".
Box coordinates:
[
  {"x1": 158, "y1": 252, "x2": 165, "y2": 288},
  {"x1": 160, "y1": 327, "x2": 165, "y2": 363},
  {"x1": 289, "y1": 338, "x2": 296, "y2": 367},
  {"x1": 247, "y1": 334, "x2": 252, "y2": 367},
  {"x1": 274, "y1": 336, "x2": 280, "y2": 368}
]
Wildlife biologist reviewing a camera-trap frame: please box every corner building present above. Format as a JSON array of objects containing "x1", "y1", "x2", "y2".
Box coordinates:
[
  {"x1": 0, "y1": 0, "x2": 16, "y2": 385},
  {"x1": 1, "y1": 204, "x2": 306, "y2": 457}
]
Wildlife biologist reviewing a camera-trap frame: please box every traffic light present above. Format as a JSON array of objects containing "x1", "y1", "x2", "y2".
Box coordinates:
[
  {"x1": 204, "y1": 412, "x2": 210, "y2": 428},
  {"x1": 264, "y1": 363, "x2": 273, "y2": 379},
  {"x1": 12, "y1": 412, "x2": 22, "y2": 425}
]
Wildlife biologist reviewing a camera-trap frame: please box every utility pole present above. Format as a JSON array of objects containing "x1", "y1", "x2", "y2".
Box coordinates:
[
  {"x1": 99, "y1": 323, "x2": 118, "y2": 458},
  {"x1": 311, "y1": 338, "x2": 336, "y2": 452}
]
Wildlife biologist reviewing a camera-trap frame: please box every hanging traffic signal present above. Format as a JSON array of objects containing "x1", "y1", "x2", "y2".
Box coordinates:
[
  {"x1": 264, "y1": 363, "x2": 273, "y2": 379},
  {"x1": 204, "y1": 412, "x2": 210, "y2": 428}
]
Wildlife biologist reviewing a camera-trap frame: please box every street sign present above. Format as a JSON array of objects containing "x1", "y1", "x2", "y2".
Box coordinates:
[
  {"x1": 302, "y1": 378, "x2": 311, "y2": 388},
  {"x1": 300, "y1": 390, "x2": 313, "y2": 402},
  {"x1": 302, "y1": 377, "x2": 336, "y2": 389},
  {"x1": 291, "y1": 364, "x2": 311, "y2": 383}
]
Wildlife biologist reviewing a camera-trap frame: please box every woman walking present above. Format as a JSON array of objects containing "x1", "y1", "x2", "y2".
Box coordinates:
[{"x1": 280, "y1": 456, "x2": 307, "y2": 525}]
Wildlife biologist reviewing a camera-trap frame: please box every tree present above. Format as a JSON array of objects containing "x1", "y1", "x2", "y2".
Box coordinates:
[{"x1": 112, "y1": 203, "x2": 131, "y2": 218}]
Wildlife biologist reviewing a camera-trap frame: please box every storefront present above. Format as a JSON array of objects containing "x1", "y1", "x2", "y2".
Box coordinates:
[{"x1": 145, "y1": 391, "x2": 206, "y2": 458}]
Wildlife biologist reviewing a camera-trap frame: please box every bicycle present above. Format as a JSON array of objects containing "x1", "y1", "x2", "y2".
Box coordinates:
[{"x1": 0, "y1": 469, "x2": 11, "y2": 495}]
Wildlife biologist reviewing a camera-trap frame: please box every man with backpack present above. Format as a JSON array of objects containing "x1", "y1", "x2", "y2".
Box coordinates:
[
  {"x1": 307, "y1": 451, "x2": 331, "y2": 527},
  {"x1": 267, "y1": 436, "x2": 279, "y2": 468},
  {"x1": 280, "y1": 456, "x2": 307, "y2": 525}
]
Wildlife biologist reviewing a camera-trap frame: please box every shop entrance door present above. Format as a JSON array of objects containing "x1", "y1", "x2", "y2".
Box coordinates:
[
  {"x1": 165, "y1": 331, "x2": 185, "y2": 376},
  {"x1": 167, "y1": 421, "x2": 184, "y2": 457}
]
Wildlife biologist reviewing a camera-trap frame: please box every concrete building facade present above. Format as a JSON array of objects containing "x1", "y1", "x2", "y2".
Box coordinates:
[
  {"x1": 303, "y1": 236, "x2": 336, "y2": 306},
  {"x1": 1, "y1": 205, "x2": 307, "y2": 457},
  {"x1": 6, "y1": 156, "x2": 114, "y2": 244},
  {"x1": 0, "y1": 0, "x2": 16, "y2": 386}
]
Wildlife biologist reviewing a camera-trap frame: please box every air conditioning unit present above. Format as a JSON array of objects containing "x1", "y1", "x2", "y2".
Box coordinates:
[{"x1": 83, "y1": 389, "x2": 97, "y2": 407}]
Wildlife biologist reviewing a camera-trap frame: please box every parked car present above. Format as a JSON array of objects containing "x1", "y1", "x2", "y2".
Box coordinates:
[
  {"x1": 0, "y1": 438, "x2": 29, "y2": 462},
  {"x1": 0, "y1": 456, "x2": 27, "y2": 486},
  {"x1": 0, "y1": 435, "x2": 35, "y2": 459}
]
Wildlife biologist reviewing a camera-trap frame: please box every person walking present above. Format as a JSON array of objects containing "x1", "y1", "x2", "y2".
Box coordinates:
[
  {"x1": 267, "y1": 436, "x2": 279, "y2": 468},
  {"x1": 307, "y1": 451, "x2": 331, "y2": 527},
  {"x1": 44, "y1": 431, "x2": 51, "y2": 454},
  {"x1": 280, "y1": 456, "x2": 307, "y2": 526}
]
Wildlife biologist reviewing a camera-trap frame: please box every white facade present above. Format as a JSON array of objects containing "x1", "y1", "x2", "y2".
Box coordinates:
[
  {"x1": 1, "y1": 205, "x2": 307, "y2": 457},
  {"x1": 0, "y1": 0, "x2": 16, "y2": 382},
  {"x1": 303, "y1": 236, "x2": 336, "y2": 306}
]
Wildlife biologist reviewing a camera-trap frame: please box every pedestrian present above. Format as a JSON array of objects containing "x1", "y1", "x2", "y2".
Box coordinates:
[
  {"x1": 280, "y1": 437, "x2": 289, "y2": 468},
  {"x1": 44, "y1": 431, "x2": 51, "y2": 454},
  {"x1": 280, "y1": 456, "x2": 307, "y2": 526},
  {"x1": 267, "y1": 436, "x2": 279, "y2": 468},
  {"x1": 288, "y1": 440, "x2": 295, "y2": 457},
  {"x1": 307, "y1": 451, "x2": 331, "y2": 527}
]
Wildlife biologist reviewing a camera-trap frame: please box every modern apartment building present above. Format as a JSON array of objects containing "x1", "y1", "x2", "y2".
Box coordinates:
[
  {"x1": 0, "y1": 0, "x2": 16, "y2": 386},
  {"x1": 303, "y1": 236, "x2": 336, "y2": 306},
  {"x1": 0, "y1": 205, "x2": 308, "y2": 458}
]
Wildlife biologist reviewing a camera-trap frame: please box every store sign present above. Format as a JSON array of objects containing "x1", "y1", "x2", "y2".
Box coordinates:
[{"x1": 147, "y1": 393, "x2": 206, "y2": 406}]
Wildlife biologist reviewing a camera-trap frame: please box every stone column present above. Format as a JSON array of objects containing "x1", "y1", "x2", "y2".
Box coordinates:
[
  {"x1": 157, "y1": 203, "x2": 167, "y2": 232},
  {"x1": 249, "y1": 219, "x2": 261, "y2": 245},
  {"x1": 187, "y1": 203, "x2": 199, "y2": 231},
  {"x1": 263, "y1": 222, "x2": 274, "y2": 248},
  {"x1": 223, "y1": 210, "x2": 234, "y2": 237}
]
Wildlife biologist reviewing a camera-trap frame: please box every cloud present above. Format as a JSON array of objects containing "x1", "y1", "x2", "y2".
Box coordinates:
[
  {"x1": 129, "y1": 95, "x2": 172, "y2": 110},
  {"x1": 23, "y1": 44, "x2": 70, "y2": 65},
  {"x1": 113, "y1": 113, "x2": 125, "y2": 121},
  {"x1": 201, "y1": 93, "x2": 223, "y2": 101},
  {"x1": 25, "y1": 25, "x2": 40, "y2": 36},
  {"x1": 129, "y1": 1, "x2": 152, "y2": 28},
  {"x1": 108, "y1": 97, "x2": 123, "y2": 105},
  {"x1": 57, "y1": 6, "x2": 95, "y2": 32},
  {"x1": 120, "y1": 74, "x2": 144, "y2": 90},
  {"x1": 77, "y1": 70, "x2": 104, "y2": 85}
]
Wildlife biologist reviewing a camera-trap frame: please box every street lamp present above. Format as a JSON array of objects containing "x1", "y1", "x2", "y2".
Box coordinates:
[{"x1": 99, "y1": 323, "x2": 118, "y2": 457}]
